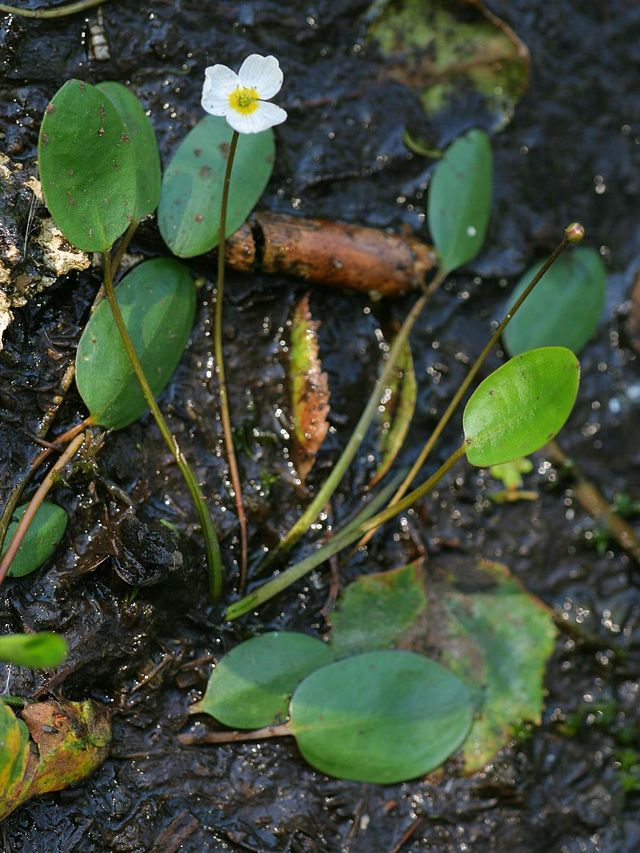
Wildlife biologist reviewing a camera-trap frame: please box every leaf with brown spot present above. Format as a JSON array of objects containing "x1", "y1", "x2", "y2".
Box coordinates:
[
  {"x1": 289, "y1": 294, "x2": 330, "y2": 484},
  {"x1": 0, "y1": 699, "x2": 111, "y2": 820}
]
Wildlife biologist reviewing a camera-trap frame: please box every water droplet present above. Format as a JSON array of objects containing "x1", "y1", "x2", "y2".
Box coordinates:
[{"x1": 466, "y1": 225, "x2": 477, "y2": 237}]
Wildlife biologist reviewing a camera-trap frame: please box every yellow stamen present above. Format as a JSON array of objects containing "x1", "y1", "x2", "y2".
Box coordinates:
[{"x1": 228, "y1": 86, "x2": 260, "y2": 114}]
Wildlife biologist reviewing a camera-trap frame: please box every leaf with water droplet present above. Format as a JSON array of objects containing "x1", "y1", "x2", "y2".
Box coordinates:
[{"x1": 428, "y1": 129, "x2": 493, "y2": 274}]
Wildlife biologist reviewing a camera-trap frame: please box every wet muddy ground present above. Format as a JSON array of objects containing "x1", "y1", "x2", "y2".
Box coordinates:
[{"x1": 1, "y1": 1, "x2": 640, "y2": 850}]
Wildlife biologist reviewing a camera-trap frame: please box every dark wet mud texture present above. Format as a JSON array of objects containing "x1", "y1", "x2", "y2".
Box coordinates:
[{"x1": 1, "y1": 1, "x2": 640, "y2": 850}]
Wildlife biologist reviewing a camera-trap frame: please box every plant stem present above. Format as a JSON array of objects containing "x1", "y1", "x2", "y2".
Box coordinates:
[
  {"x1": 354, "y1": 231, "x2": 573, "y2": 552},
  {"x1": 110, "y1": 219, "x2": 140, "y2": 278},
  {"x1": 178, "y1": 722, "x2": 290, "y2": 745},
  {"x1": 0, "y1": 432, "x2": 85, "y2": 585},
  {"x1": 102, "y1": 253, "x2": 223, "y2": 599},
  {"x1": 0, "y1": 0, "x2": 107, "y2": 17},
  {"x1": 225, "y1": 443, "x2": 466, "y2": 619},
  {"x1": 213, "y1": 130, "x2": 249, "y2": 590},
  {"x1": 259, "y1": 268, "x2": 448, "y2": 574}
]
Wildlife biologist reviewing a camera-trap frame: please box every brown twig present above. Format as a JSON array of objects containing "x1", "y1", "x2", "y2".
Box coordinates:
[{"x1": 223, "y1": 212, "x2": 436, "y2": 297}]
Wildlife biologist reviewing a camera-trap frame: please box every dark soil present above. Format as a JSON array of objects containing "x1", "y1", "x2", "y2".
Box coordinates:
[{"x1": 1, "y1": 1, "x2": 640, "y2": 850}]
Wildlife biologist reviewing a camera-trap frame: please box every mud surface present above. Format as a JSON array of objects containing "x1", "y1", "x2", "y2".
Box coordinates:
[{"x1": 1, "y1": 1, "x2": 640, "y2": 850}]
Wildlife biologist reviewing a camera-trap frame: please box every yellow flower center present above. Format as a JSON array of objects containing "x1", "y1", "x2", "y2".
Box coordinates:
[{"x1": 228, "y1": 86, "x2": 260, "y2": 114}]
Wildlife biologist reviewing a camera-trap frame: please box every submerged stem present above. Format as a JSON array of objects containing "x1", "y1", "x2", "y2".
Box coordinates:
[
  {"x1": 225, "y1": 443, "x2": 466, "y2": 620},
  {"x1": 354, "y1": 231, "x2": 573, "y2": 551},
  {"x1": 102, "y1": 253, "x2": 223, "y2": 598},
  {"x1": 259, "y1": 267, "x2": 448, "y2": 574},
  {"x1": 213, "y1": 130, "x2": 249, "y2": 590}
]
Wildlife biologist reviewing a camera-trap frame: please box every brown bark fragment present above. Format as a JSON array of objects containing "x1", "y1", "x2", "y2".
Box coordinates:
[{"x1": 224, "y1": 212, "x2": 435, "y2": 297}]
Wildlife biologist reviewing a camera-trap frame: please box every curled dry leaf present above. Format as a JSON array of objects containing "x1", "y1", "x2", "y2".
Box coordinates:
[
  {"x1": 0, "y1": 698, "x2": 111, "y2": 820},
  {"x1": 289, "y1": 294, "x2": 330, "y2": 484}
]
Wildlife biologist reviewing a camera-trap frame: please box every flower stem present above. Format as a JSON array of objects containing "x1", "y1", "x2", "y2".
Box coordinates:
[
  {"x1": 225, "y1": 443, "x2": 466, "y2": 620},
  {"x1": 353, "y1": 230, "x2": 573, "y2": 552},
  {"x1": 214, "y1": 129, "x2": 249, "y2": 590},
  {"x1": 102, "y1": 253, "x2": 223, "y2": 599},
  {"x1": 258, "y1": 268, "x2": 448, "y2": 574},
  {"x1": 0, "y1": 432, "x2": 86, "y2": 586}
]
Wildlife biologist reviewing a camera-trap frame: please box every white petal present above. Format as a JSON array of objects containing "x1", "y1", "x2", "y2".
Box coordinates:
[
  {"x1": 203, "y1": 64, "x2": 239, "y2": 95},
  {"x1": 225, "y1": 100, "x2": 288, "y2": 134},
  {"x1": 238, "y1": 54, "x2": 283, "y2": 99}
]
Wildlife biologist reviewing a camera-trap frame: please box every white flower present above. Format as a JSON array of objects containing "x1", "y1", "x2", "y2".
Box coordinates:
[{"x1": 201, "y1": 54, "x2": 287, "y2": 134}]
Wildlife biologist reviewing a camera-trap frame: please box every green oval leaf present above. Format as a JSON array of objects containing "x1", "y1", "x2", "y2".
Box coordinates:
[
  {"x1": 0, "y1": 633, "x2": 67, "y2": 669},
  {"x1": 2, "y1": 502, "x2": 68, "y2": 578},
  {"x1": 158, "y1": 116, "x2": 275, "y2": 258},
  {"x1": 96, "y1": 81, "x2": 161, "y2": 221},
  {"x1": 38, "y1": 79, "x2": 137, "y2": 252},
  {"x1": 502, "y1": 248, "x2": 607, "y2": 357},
  {"x1": 290, "y1": 650, "x2": 472, "y2": 783},
  {"x1": 194, "y1": 632, "x2": 335, "y2": 729},
  {"x1": 75, "y1": 258, "x2": 196, "y2": 430},
  {"x1": 427, "y1": 128, "x2": 493, "y2": 274},
  {"x1": 463, "y1": 346, "x2": 580, "y2": 467}
]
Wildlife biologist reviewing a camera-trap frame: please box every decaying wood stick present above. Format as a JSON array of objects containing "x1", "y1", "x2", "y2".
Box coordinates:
[{"x1": 223, "y1": 212, "x2": 436, "y2": 297}]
